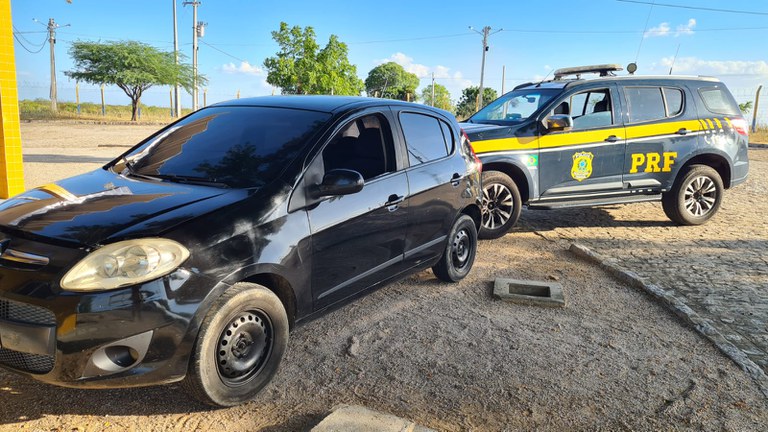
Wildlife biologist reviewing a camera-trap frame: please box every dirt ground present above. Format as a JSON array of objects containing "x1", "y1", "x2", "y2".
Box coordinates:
[{"x1": 0, "y1": 122, "x2": 766, "y2": 431}]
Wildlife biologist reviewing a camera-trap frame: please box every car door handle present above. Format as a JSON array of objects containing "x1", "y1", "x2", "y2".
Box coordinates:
[
  {"x1": 386, "y1": 194, "x2": 404, "y2": 212},
  {"x1": 604, "y1": 135, "x2": 621, "y2": 143},
  {"x1": 450, "y1": 173, "x2": 461, "y2": 187},
  {"x1": 676, "y1": 128, "x2": 689, "y2": 135}
]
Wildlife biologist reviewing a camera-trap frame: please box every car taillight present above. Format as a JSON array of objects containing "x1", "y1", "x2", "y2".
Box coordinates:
[
  {"x1": 730, "y1": 117, "x2": 749, "y2": 136},
  {"x1": 461, "y1": 129, "x2": 482, "y2": 172}
]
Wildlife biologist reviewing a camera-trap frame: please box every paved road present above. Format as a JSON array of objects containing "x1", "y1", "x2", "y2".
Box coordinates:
[{"x1": 520, "y1": 147, "x2": 768, "y2": 374}]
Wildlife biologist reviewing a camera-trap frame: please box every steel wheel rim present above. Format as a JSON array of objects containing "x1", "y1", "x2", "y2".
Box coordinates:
[
  {"x1": 683, "y1": 175, "x2": 717, "y2": 218},
  {"x1": 482, "y1": 183, "x2": 514, "y2": 230},
  {"x1": 217, "y1": 309, "x2": 273, "y2": 386},
  {"x1": 451, "y1": 228, "x2": 471, "y2": 270}
]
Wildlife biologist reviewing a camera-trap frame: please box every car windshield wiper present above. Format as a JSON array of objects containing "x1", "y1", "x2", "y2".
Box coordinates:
[{"x1": 148, "y1": 174, "x2": 230, "y2": 188}]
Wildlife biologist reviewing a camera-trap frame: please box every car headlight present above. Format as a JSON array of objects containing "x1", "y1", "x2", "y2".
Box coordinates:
[{"x1": 61, "y1": 238, "x2": 190, "y2": 291}]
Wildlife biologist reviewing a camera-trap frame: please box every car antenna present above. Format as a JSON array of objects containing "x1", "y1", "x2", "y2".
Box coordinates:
[{"x1": 535, "y1": 69, "x2": 554, "y2": 87}]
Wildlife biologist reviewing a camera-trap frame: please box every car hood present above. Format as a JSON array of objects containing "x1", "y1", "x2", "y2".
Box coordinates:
[
  {"x1": 459, "y1": 122, "x2": 526, "y2": 142},
  {"x1": 0, "y1": 168, "x2": 238, "y2": 247}
]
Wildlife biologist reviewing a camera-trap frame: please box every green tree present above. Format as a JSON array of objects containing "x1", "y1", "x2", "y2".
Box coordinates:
[
  {"x1": 263, "y1": 22, "x2": 363, "y2": 95},
  {"x1": 739, "y1": 100, "x2": 753, "y2": 114},
  {"x1": 421, "y1": 83, "x2": 453, "y2": 112},
  {"x1": 365, "y1": 62, "x2": 420, "y2": 101},
  {"x1": 456, "y1": 86, "x2": 499, "y2": 119},
  {"x1": 66, "y1": 41, "x2": 198, "y2": 121}
]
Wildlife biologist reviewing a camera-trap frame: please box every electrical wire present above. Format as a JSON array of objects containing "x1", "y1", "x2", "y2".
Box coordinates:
[
  {"x1": 12, "y1": 30, "x2": 47, "y2": 54},
  {"x1": 617, "y1": 0, "x2": 768, "y2": 16},
  {"x1": 200, "y1": 40, "x2": 249, "y2": 63}
]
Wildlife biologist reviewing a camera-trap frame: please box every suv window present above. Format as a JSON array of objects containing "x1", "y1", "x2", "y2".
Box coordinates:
[
  {"x1": 699, "y1": 87, "x2": 740, "y2": 116},
  {"x1": 663, "y1": 87, "x2": 684, "y2": 116},
  {"x1": 322, "y1": 114, "x2": 396, "y2": 181},
  {"x1": 400, "y1": 112, "x2": 450, "y2": 165},
  {"x1": 626, "y1": 87, "x2": 667, "y2": 123},
  {"x1": 566, "y1": 89, "x2": 613, "y2": 130}
]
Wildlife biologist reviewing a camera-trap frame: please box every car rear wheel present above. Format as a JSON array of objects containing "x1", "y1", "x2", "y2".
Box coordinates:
[
  {"x1": 662, "y1": 164, "x2": 724, "y2": 225},
  {"x1": 183, "y1": 283, "x2": 288, "y2": 407},
  {"x1": 479, "y1": 171, "x2": 522, "y2": 239},
  {"x1": 432, "y1": 214, "x2": 477, "y2": 282}
]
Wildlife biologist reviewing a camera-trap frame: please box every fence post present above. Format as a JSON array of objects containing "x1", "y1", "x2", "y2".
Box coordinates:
[
  {"x1": 236, "y1": 90, "x2": 240, "y2": 99},
  {"x1": 752, "y1": 85, "x2": 762, "y2": 133},
  {"x1": 76, "y1": 82, "x2": 80, "y2": 115},
  {"x1": 169, "y1": 89, "x2": 174, "y2": 118},
  {"x1": 204, "y1": 88, "x2": 207, "y2": 107},
  {"x1": 100, "y1": 84, "x2": 106, "y2": 116}
]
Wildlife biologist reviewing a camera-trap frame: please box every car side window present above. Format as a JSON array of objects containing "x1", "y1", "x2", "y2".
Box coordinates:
[
  {"x1": 663, "y1": 87, "x2": 684, "y2": 116},
  {"x1": 399, "y1": 112, "x2": 450, "y2": 165},
  {"x1": 564, "y1": 89, "x2": 613, "y2": 130},
  {"x1": 626, "y1": 87, "x2": 666, "y2": 123},
  {"x1": 322, "y1": 114, "x2": 396, "y2": 181}
]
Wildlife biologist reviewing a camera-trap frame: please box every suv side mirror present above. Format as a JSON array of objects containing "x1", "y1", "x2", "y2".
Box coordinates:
[
  {"x1": 546, "y1": 114, "x2": 573, "y2": 132},
  {"x1": 310, "y1": 169, "x2": 364, "y2": 198}
]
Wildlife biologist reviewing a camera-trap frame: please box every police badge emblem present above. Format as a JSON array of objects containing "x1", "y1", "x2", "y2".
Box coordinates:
[{"x1": 571, "y1": 151, "x2": 594, "y2": 181}]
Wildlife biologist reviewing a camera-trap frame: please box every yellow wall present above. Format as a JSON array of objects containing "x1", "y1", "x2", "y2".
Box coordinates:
[{"x1": 0, "y1": 0, "x2": 25, "y2": 198}]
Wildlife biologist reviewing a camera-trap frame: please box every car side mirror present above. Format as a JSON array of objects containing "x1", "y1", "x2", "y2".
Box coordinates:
[
  {"x1": 310, "y1": 169, "x2": 364, "y2": 198},
  {"x1": 546, "y1": 114, "x2": 573, "y2": 132}
]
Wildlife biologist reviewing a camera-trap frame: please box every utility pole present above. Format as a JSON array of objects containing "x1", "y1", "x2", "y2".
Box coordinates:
[
  {"x1": 469, "y1": 25, "x2": 502, "y2": 110},
  {"x1": 183, "y1": 1, "x2": 201, "y2": 110},
  {"x1": 431, "y1": 72, "x2": 435, "y2": 107},
  {"x1": 172, "y1": 0, "x2": 181, "y2": 117},
  {"x1": 501, "y1": 65, "x2": 506, "y2": 95},
  {"x1": 48, "y1": 18, "x2": 57, "y2": 112}
]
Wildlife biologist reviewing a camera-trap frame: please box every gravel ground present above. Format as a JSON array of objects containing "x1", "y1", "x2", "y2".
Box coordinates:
[{"x1": 0, "y1": 122, "x2": 766, "y2": 431}]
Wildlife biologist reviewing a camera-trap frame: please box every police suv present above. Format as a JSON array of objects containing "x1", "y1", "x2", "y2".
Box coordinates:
[{"x1": 462, "y1": 64, "x2": 749, "y2": 239}]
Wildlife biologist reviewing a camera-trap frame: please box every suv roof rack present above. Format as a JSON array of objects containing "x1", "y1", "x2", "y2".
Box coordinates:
[{"x1": 554, "y1": 64, "x2": 623, "y2": 80}]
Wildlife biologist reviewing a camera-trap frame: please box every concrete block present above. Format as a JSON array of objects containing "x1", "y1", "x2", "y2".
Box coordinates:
[
  {"x1": 493, "y1": 278, "x2": 565, "y2": 308},
  {"x1": 312, "y1": 404, "x2": 435, "y2": 432}
]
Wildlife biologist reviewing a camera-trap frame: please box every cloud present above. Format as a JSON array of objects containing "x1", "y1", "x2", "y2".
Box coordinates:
[
  {"x1": 660, "y1": 57, "x2": 768, "y2": 76},
  {"x1": 377, "y1": 52, "x2": 430, "y2": 78},
  {"x1": 645, "y1": 18, "x2": 695, "y2": 37},
  {"x1": 221, "y1": 61, "x2": 264, "y2": 76}
]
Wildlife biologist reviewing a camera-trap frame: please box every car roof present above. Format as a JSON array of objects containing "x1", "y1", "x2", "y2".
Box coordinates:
[
  {"x1": 516, "y1": 74, "x2": 721, "y2": 91},
  {"x1": 210, "y1": 95, "x2": 450, "y2": 116}
]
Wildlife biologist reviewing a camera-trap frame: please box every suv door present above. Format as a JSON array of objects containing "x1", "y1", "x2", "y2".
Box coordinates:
[
  {"x1": 305, "y1": 110, "x2": 410, "y2": 308},
  {"x1": 393, "y1": 109, "x2": 467, "y2": 267},
  {"x1": 621, "y1": 85, "x2": 697, "y2": 191},
  {"x1": 537, "y1": 84, "x2": 626, "y2": 198}
]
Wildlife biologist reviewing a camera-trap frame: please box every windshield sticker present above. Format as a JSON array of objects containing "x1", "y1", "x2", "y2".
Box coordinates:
[{"x1": 571, "y1": 152, "x2": 594, "y2": 181}]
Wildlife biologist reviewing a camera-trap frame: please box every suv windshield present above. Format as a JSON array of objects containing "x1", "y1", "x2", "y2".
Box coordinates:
[
  {"x1": 116, "y1": 106, "x2": 331, "y2": 188},
  {"x1": 468, "y1": 88, "x2": 560, "y2": 125}
]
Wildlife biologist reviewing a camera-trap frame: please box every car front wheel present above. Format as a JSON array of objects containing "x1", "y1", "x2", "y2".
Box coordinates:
[
  {"x1": 662, "y1": 164, "x2": 724, "y2": 225},
  {"x1": 183, "y1": 283, "x2": 289, "y2": 407},
  {"x1": 479, "y1": 171, "x2": 522, "y2": 239},
  {"x1": 432, "y1": 214, "x2": 477, "y2": 282}
]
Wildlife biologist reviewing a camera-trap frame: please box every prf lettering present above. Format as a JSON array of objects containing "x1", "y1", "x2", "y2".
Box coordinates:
[{"x1": 629, "y1": 152, "x2": 677, "y2": 173}]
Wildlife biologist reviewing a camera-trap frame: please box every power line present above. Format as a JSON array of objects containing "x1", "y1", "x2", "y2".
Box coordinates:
[
  {"x1": 201, "y1": 40, "x2": 248, "y2": 63},
  {"x1": 12, "y1": 32, "x2": 47, "y2": 53},
  {"x1": 616, "y1": 0, "x2": 768, "y2": 16}
]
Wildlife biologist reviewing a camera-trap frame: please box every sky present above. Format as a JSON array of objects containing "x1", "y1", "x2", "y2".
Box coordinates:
[{"x1": 9, "y1": 0, "x2": 768, "y2": 109}]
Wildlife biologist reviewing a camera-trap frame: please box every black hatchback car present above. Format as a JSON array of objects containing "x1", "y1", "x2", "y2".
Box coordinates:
[{"x1": 0, "y1": 96, "x2": 482, "y2": 406}]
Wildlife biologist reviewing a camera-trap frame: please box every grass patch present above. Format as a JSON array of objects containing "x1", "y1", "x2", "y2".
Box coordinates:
[
  {"x1": 750, "y1": 127, "x2": 768, "y2": 144},
  {"x1": 19, "y1": 99, "x2": 192, "y2": 123}
]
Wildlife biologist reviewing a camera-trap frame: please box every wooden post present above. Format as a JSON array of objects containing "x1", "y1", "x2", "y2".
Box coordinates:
[
  {"x1": 203, "y1": 88, "x2": 207, "y2": 107},
  {"x1": 236, "y1": 90, "x2": 240, "y2": 99},
  {"x1": 76, "y1": 82, "x2": 80, "y2": 115},
  {"x1": 100, "y1": 84, "x2": 106, "y2": 116},
  {"x1": 752, "y1": 85, "x2": 762, "y2": 133},
  {"x1": 169, "y1": 88, "x2": 174, "y2": 117}
]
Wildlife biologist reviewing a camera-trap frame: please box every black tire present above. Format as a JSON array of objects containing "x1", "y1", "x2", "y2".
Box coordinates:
[
  {"x1": 432, "y1": 214, "x2": 477, "y2": 282},
  {"x1": 479, "y1": 171, "x2": 522, "y2": 240},
  {"x1": 662, "y1": 164, "x2": 724, "y2": 226},
  {"x1": 183, "y1": 283, "x2": 289, "y2": 407}
]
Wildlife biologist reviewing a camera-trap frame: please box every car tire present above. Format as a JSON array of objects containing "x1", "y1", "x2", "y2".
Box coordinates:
[
  {"x1": 183, "y1": 282, "x2": 289, "y2": 407},
  {"x1": 662, "y1": 164, "x2": 724, "y2": 226},
  {"x1": 432, "y1": 214, "x2": 477, "y2": 282},
  {"x1": 479, "y1": 171, "x2": 522, "y2": 239}
]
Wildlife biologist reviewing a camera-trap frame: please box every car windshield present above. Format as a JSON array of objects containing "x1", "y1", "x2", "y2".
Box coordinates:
[
  {"x1": 115, "y1": 106, "x2": 331, "y2": 188},
  {"x1": 468, "y1": 88, "x2": 560, "y2": 125}
]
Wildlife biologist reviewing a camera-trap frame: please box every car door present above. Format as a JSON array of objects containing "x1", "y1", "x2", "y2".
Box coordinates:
[
  {"x1": 621, "y1": 85, "x2": 697, "y2": 191},
  {"x1": 393, "y1": 109, "x2": 467, "y2": 267},
  {"x1": 537, "y1": 84, "x2": 627, "y2": 198},
  {"x1": 305, "y1": 110, "x2": 410, "y2": 309}
]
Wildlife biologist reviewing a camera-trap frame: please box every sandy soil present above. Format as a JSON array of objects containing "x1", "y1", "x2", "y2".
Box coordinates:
[{"x1": 0, "y1": 122, "x2": 766, "y2": 431}]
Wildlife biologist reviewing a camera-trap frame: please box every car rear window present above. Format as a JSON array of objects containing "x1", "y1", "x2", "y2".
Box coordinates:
[
  {"x1": 699, "y1": 87, "x2": 740, "y2": 116},
  {"x1": 663, "y1": 88, "x2": 684, "y2": 116},
  {"x1": 125, "y1": 106, "x2": 330, "y2": 188}
]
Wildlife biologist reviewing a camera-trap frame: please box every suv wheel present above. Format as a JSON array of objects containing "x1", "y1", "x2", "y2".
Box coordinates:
[
  {"x1": 662, "y1": 164, "x2": 724, "y2": 225},
  {"x1": 479, "y1": 171, "x2": 522, "y2": 239},
  {"x1": 433, "y1": 214, "x2": 478, "y2": 282},
  {"x1": 183, "y1": 283, "x2": 289, "y2": 407}
]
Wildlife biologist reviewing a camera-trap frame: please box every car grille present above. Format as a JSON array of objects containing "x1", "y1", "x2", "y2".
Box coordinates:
[
  {"x1": 0, "y1": 298, "x2": 56, "y2": 325},
  {"x1": 0, "y1": 299, "x2": 56, "y2": 374}
]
